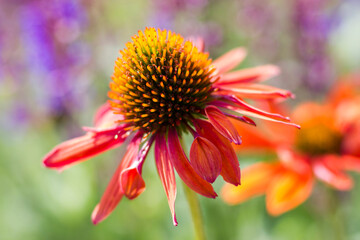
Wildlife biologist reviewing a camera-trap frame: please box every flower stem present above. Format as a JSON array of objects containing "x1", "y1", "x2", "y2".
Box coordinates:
[{"x1": 183, "y1": 182, "x2": 207, "y2": 240}]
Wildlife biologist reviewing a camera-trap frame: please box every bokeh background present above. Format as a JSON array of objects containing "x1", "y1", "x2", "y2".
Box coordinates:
[{"x1": 1, "y1": 0, "x2": 360, "y2": 239}]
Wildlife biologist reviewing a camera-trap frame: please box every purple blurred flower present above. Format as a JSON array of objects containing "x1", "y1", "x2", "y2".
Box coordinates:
[
  {"x1": 149, "y1": 0, "x2": 208, "y2": 29},
  {"x1": 293, "y1": 0, "x2": 335, "y2": 91},
  {"x1": 20, "y1": 0, "x2": 90, "y2": 118}
]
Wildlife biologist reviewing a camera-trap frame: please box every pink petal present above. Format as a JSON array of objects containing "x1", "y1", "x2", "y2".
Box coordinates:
[
  {"x1": 120, "y1": 137, "x2": 153, "y2": 200},
  {"x1": 194, "y1": 119, "x2": 240, "y2": 186},
  {"x1": 91, "y1": 137, "x2": 141, "y2": 224},
  {"x1": 313, "y1": 155, "x2": 353, "y2": 190},
  {"x1": 43, "y1": 126, "x2": 129, "y2": 169},
  {"x1": 167, "y1": 128, "x2": 217, "y2": 198},
  {"x1": 211, "y1": 99, "x2": 300, "y2": 128},
  {"x1": 216, "y1": 65, "x2": 280, "y2": 85},
  {"x1": 119, "y1": 167, "x2": 146, "y2": 200},
  {"x1": 205, "y1": 105, "x2": 242, "y2": 145},
  {"x1": 155, "y1": 133, "x2": 178, "y2": 226},
  {"x1": 94, "y1": 102, "x2": 124, "y2": 129},
  {"x1": 214, "y1": 84, "x2": 294, "y2": 99},
  {"x1": 212, "y1": 48, "x2": 247, "y2": 75},
  {"x1": 190, "y1": 137, "x2": 222, "y2": 183},
  {"x1": 338, "y1": 155, "x2": 360, "y2": 172}
]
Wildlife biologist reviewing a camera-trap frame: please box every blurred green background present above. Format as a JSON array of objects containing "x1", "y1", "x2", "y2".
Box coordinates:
[{"x1": 1, "y1": 0, "x2": 360, "y2": 239}]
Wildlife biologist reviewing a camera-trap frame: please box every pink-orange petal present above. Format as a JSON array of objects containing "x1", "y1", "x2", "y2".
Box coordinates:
[
  {"x1": 155, "y1": 133, "x2": 178, "y2": 226},
  {"x1": 43, "y1": 126, "x2": 128, "y2": 169},
  {"x1": 338, "y1": 155, "x2": 360, "y2": 172},
  {"x1": 205, "y1": 105, "x2": 242, "y2": 145},
  {"x1": 119, "y1": 137, "x2": 153, "y2": 200},
  {"x1": 216, "y1": 65, "x2": 280, "y2": 85},
  {"x1": 211, "y1": 100, "x2": 300, "y2": 129},
  {"x1": 119, "y1": 167, "x2": 146, "y2": 200},
  {"x1": 190, "y1": 137, "x2": 222, "y2": 183},
  {"x1": 212, "y1": 47, "x2": 247, "y2": 75},
  {"x1": 313, "y1": 155, "x2": 353, "y2": 190},
  {"x1": 94, "y1": 102, "x2": 124, "y2": 129},
  {"x1": 221, "y1": 162, "x2": 281, "y2": 205},
  {"x1": 91, "y1": 137, "x2": 140, "y2": 224},
  {"x1": 167, "y1": 128, "x2": 217, "y2": 198},
  {"x1": 266, "y1": 170, "x2": 313, "y2": 216},
  {"x1": 194, "y1": 119, "x2": 240, "y2": 186},
  {"x1": 215, "y1": 84, "x2": 294, "y2": 99}
]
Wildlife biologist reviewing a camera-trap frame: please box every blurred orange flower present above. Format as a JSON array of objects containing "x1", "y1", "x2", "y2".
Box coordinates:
[{"x1": 221, "y1": 75, "x2": 360, "y2": 215}]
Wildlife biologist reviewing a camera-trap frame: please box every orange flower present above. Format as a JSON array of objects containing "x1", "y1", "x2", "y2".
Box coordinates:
[
  {"x1": 221, "y1": 77, "x2": 360, "y2": 215},
  {"x1": 43, "y1": 28, "x2": 297, "y2": 225}
]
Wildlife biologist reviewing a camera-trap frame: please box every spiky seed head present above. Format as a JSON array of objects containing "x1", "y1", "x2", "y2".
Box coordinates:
[{"x1": 109, "y1": 28, "x2": 215, "y2": 133}]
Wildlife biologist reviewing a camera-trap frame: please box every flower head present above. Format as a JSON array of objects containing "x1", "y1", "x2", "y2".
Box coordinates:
[
  {"x1": 43, "y1": 28, "x2": 297, "y2": 225},
  {"x1": 221, "y1": 77, "x2": 360, "y2": 215}
]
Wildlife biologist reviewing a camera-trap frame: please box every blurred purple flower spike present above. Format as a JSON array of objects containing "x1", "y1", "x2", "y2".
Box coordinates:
[
  {"x1": 294, "y1": 0, "x2": 335, "y2": 91},
  {"x1": 20, "y1": 0, "x2": 89, "y2": 118}
]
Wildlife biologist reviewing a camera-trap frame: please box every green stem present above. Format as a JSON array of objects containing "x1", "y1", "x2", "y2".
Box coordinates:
[
  {"x1": 328, "y1": 189, "x2": 346, "y2": 240},
  {"x1": 183, "y1": 182, "x2": 207, "y2": 240}
]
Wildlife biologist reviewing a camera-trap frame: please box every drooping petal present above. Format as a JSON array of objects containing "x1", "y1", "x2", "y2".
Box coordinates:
[
  {"x1": 337, "y1": 155, "x2": 360, "y2": 172},
  {"x1": 313, "y1": 155, "x2": 353, "y2": 190},
  {"x1": 215, "y1": 84, "x2": 294, "y2": 99},
  {"x1": 190, "y1": 137, "x2": 222, "y2": 183},
  {"x1": 211, "y1": 99, "x2": 300, "y2": 128},
  {"x1": 120, "y1": 137, "x2": 153, "y2": 199},
  {"x1": 221, "y1": 162, "x2": 281, "y2": 205},
  {"x1": 194, "y1": 119, "x2": 240, "y2": 186},
  {"x1": 91, "y1": 137, "x2": 141, "y2": 224},
  {"x1": 167, "y1": 128, "x2": 217, "y2": 198},
  {"x1": 212, "y1": 47, "x2": 247, "y2": 75},
  {"x1": 43, "y1": 126, "x2": 129, "y2": 169},
  {"x1": 205, "y1": 105, "x2": 242, "y2": 145},
  {"x1": 154, "y1": 133, "x2": 177, "y2": 226},
  {"x1": 216, "y1": 65, "x2": 280, "y2": 85},
  {"x1": 230, "y1": 118, "x2": 276, "y2": 150},
  {"x1": 266, "y1": 171, "x2": 313, "y2": 216}
]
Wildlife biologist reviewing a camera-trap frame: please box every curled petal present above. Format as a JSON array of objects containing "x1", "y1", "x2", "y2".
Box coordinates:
[
  {"x1": 266, "y1": 171, "x2": 313, "y2": 216},
  {"x1": 190, "y1": 137, "x2": 222, "y2": 183},
  {"x1": 155, "y1": 133, "x2": 178, "y2": 226},
  {"x1": 194, "y1": 119, "x2": 240, "y2": 185},
  {"x1": 225, "y1": 113, "x2": 256, "y2": 126},
  {"x1": 313, "y1": 155, "x2": 353, "y2": 190},
  {"x1": 215, "y1": 84, "x2": 294, "y2": 99},
  {"x1": 212, "y1": 47, "x2": 247, "y2": 75},
  {"x1": 205, "y1": 105, "x2": 242, "y2": 145},
  {"x1": 119, "y1": 167, "x2": 146, "y2": 200},
  {"x1": 221, "y1": 162, "x2": 281, "y2": 205},
  {"x1": 216, "y1": 65, "x2": 280, "y2": 85},
  {"x1": 43, "y1": 126, "x2": 129, "y2": 169},
  {"x1": 211, "y1": 99, "x2": 300, "y2": 128},
  {"x1": 94, "y1": 102, "x2": 124, "y2": 129},
  {"x1": 168, "y1": 128, "x2": 217, "y2": 198},
  {"x1": 120, "y1": 137, "x2": 153, "y2": 199},
  {"x1": 91, "y1": 137, "x2": 140, "y2": 224}
]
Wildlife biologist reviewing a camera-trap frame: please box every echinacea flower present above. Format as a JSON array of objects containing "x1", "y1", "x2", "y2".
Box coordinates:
[
  {"x1": 221, "y1": 78, "x2": 360, "y2": 216},
  {"x1": 43, "y1": 28, "x2": 297, "y2": 225}
]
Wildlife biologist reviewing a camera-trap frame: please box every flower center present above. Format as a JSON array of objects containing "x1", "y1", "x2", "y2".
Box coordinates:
[
  {"x1": 295, "y1": 122, "x2": 342, "y2": 156},
  {"x1": 109, "y1": 28, "x2": 215, "y2": 133}
]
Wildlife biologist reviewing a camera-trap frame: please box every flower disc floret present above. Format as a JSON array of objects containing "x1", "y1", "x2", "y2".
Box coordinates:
[{"x1": 109, "y1": 28, "x2": 215, "y2": 133}]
